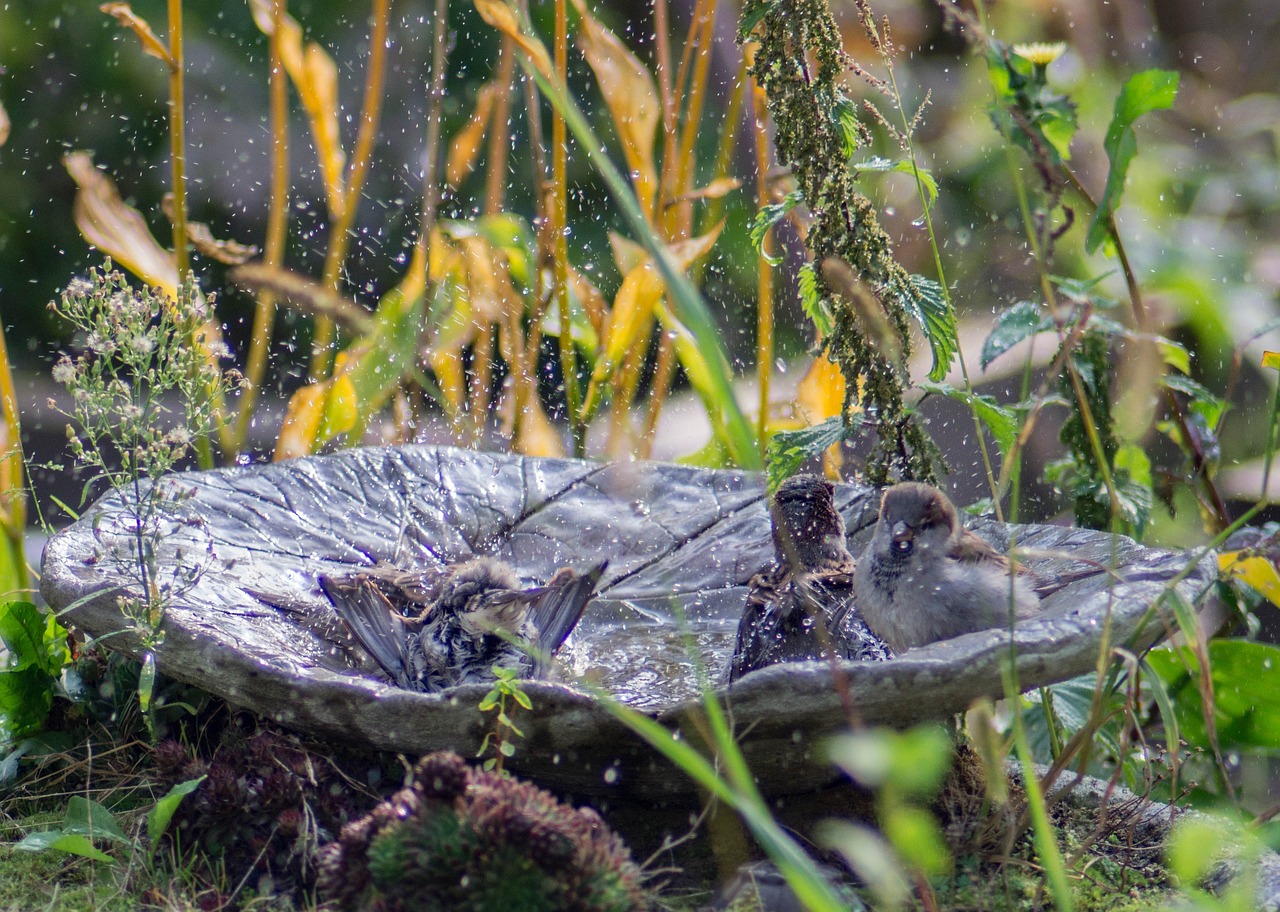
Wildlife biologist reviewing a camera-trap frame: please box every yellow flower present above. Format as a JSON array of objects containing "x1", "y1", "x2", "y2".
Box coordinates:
[{"x1": 1012, "y1": 41, "x2": 1067, "y2": 67}]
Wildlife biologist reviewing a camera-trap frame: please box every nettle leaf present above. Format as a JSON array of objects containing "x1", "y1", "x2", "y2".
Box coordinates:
[
  {"x1": 893, "y1": 274, "x2": 956, "y2": 382},
  {"x1": 797, "y1": 263, "x2": 832, "y2": 337},
  {"x1": 749, "y1": 190, "x2": 803, "y2": 266},
  {"x1": 1163, "y1": 372, "x2": 1226, "y2": 429},
  {"x1": 738, "y1": 0, "x2": 784, "y2": 40},
  {"x1": 1085, "y1": 69, "x2": 1180, "y2": 254},
  {"x1": 834, "y1": 94, "x2": 861, "y2": 159},
  {"x1": 766, "y1": 416, "x2": 851, "y2": 496},
  {"x1": 919, "y1": 382, "x2": 1018, "y2": 459},
  {"x1": 853, "y1": 157, "x2": 939, "y2": 209},
  {"x1": 1114, "y1": 444, "x2": 1154, "y2": 535},
  {"x1": 981, "y1": 301, "x2": 1046, "y2": 369}
]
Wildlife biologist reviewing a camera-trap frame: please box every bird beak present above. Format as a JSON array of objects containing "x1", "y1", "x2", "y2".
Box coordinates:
[{"x1": 891, "y1": 521, "x2": 913, "y2": 544}]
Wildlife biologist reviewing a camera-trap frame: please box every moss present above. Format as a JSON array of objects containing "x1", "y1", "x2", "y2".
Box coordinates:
[{"x1": 743, "y1": 0, "x2": 939, "y2": 483}]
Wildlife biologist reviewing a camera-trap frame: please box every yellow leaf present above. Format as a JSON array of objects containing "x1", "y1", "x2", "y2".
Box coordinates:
[
  {"x1": 64, "y1": 151, "x2": 179, "y2": 298},
  {"x1": 318, "y1": 373, "x2": 360, "y2": 440},
  {"x1": 303, "y1": 44, "x2": 346, "y2": 216},
  {"x1": 250, "y1": 0, "x2": 346, "y2": 215},
  {"x1": 797, "y1": 353, "x2": 846, "y2": 423},
  {"x1": 597, "y1": 224, "x2": 723, "y2": 379},
  {"x1": 600, "y1": 260, "x2": 663, "y2": 373},
  {"x1": 430, "y1": 348, "x2": 466, "y2": 415},
  {"x1": 515, "y1": 396, "x2": 566, "y2": 457},
  {"x1": 274, "y1": 383, "x2": 326, "y2": 460},
  {"x1": 1263, "y1": 351, "x2": 1280, "y2": 371},
  {"x1": 1220, "y1": 552, "x2": 1280, "y2": 610},
  {"x1": 572, "y1": 0, "x2": 660, "y2": 216},
  {"x1": 608, "y1": 231, "x2": 647, "y2": 275},
  {"x1": 472, "y1": 0, "x2": 553, "y2": 79},
  {"x1": 447, "y1": 83, "x2": 498, "y2": 188},
  {"x1": 99, "y1": 2, "x2": 173, "y2": 68}
]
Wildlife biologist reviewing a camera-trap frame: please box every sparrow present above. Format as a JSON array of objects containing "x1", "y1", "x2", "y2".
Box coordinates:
[
  {"x1": 728, "y1": 474, "x2": 893, "y2": 682},
  {"x1": 853, "y1": 482, "x2": 1039, "y2": 652},
  {"x1": 319, "y1": 557, "x2": 606, "y2": 693}
]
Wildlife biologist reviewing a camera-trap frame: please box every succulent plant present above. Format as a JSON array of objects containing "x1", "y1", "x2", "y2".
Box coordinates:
[
  {"x1": 316, "y1": 751, "x2": 650, "y2": 912},
  {"x1": 150, "y1": 719, "x2": 394, "y2": 897}
]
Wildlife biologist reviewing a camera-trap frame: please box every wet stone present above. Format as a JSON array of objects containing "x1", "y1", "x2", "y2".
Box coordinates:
[{"x1": 41, "y1": 444, "x2": 1214, "y2": 799}]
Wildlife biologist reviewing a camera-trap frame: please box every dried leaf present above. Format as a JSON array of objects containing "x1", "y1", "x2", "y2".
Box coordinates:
[
  {"x1": 230, "y1": 263, "x2": 372, "y2": 332},
  {"x1": 447, "y1": 83, "x2": 498, "y2": 189},
  {"x1": 668, "y1": 177, "x2": 743, "y2": 206},
  {"x1": 160, "y1": 194, "x2": 259, "y2": 264},
  {"x1": 0, "y1": 100, "x2": 10, "y2": 147},
  {"x1": 250, "y1": 0, "x2": 346, "y2": 216},
  {"x1": 63, "y1": 151, "x2": 179, "y2": 298},
  {"x1": 99, "y1": 2, "x2": 173, "y2": 68},
  {"x1": 572, "y1": 0, "x2": 660, "y2": 215},
  {"x1": 608, "y1": 231, "x2": 647, "y2": 276},
  {"x1": 472, "y1": 0, "x2": 553, "y2": 79}
]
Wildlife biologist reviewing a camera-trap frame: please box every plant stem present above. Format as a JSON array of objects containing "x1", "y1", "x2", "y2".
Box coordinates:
[
  {"x1": 233, "y1": 0, "x2": 290, "y2": 456},
  {"x1": 552, "y1": 0, "x2": 583, "y2": 456},
  {"x1": 311, "y1": 0, "x2": 391, "y2": 382},
  {"x1": 167, "y1": 0, "x2": 188, "y2": 282}
]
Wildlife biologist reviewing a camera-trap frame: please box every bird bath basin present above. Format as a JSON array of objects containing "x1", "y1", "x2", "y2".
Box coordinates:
[{"x1": 41, "y1": 445, "x2": 1215, "y2": 799}]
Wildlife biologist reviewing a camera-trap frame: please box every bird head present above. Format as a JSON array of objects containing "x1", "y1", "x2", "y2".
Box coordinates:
[
  {"x1": 875, "y1": 482, "x2": 959, "y2": 559},
  {"x1": 769, "y1": 473, "x2": 853, "y2": 573}
]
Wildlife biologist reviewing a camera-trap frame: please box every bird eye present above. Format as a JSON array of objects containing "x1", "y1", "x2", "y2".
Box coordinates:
[{"x1": 894, "y1": 539, "x2": 913, "y2": 555}]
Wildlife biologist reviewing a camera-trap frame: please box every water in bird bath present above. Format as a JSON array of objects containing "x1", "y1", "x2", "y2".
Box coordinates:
[{"x1": 559, "y1": 588, "x2": 746, "y2": 708}]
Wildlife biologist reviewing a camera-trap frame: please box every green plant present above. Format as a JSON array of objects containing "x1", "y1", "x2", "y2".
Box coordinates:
[
  {"x1": 47, "y1": 264, "x2": 240, "y2": 732},
  {"x1": 476, "y1": 664, "x2": 532, "y2": 774},
  {"x1": 315, "y1": 750, "x2": 650, "y2": 912}
]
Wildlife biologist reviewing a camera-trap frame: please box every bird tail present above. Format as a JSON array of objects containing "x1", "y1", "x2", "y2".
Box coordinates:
[
  {"x1": 526, "y1": 560, "x2": 608, "y2": 676},
  {"x1": 320, "y1": 574, "x2": 414, "y2": 688}
]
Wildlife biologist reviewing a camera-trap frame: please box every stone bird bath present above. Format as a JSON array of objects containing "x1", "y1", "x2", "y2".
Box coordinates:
[{"x1": 41, "y1": 445, "x2": 1215, "y2": 799}]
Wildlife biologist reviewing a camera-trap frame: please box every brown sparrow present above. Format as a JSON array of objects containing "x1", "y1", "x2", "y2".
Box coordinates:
[
  {"x1": 320, "y1": 557, "x2": 605, "y2": 692},
  {"x1": 728, "y1": 474, "x2": 892, "y2": 682},
  {"x1": 853, "y1": 482, "x2": 1039, "y2": 651}
]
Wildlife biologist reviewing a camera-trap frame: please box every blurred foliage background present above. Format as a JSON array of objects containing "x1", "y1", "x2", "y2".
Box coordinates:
[{"x1": 0, "y1": 0, "x2": 1277, "y2": 531}]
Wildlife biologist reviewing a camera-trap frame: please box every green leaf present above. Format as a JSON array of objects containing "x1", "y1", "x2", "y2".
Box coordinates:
[
  {"x1": 919, "y1": 382, "x2": 1018, "y2": 459},
  {"x1": 1114, "y1": 444, "x2": 1154, "y2": 535},
  {"x1": 137, "y1": 652, "x2": 156, "y2": 713},
  {"x1": 981, "y1": 301, "x2": 1045, "y2": 369},
  {"x1": 882, "y1": 806, "x2": 950, "y2": 877},
  {"x1": 148, "y1": 776, "x2": 206, "y2": 845},
  {"x1": 14, "y1": 831, "x2": 115, "y2": 863},
  {"x1": 64, "y1": 796, "x2": 129, "y2": 843},
  {"x1": 834, "y1": 94, "x2": 861, "y2": 159},
  {"x1": 766, "y1": 416, "x2": 851, "y2": 496},
  {"x1": 1085, "y1": 69, "x2": 1180, "y2": 254},
  {"x1": 885, "y1": 726, "x2": 953, "y2": 797},
  {"x1": 0, "y1": 602, "x2": 65, "y2": 676},
  {"x1": 853, "y1": 157, "x2": 938, "y2": 209},
  {"x1": 737, "y1": 0, "x2": 784, "y2": 40},
  {"x1": 749, "y1": 190, "x2": 803, "y2": 266},
  {"x1": 512, "y1": 689, "x2": 533, "y2": 711},
  {"x1": 0, "y1": 667, "x2": 55, "y2": 743},
  {"x1": 893, "y1": 274, "x2": 956, "y2": 382},
  {"x1": 477, "y1": 691, "x2": 500, "y2": 712},
  {"x1": 1146, "y1": 640, "x2": 1280, "y2": 751},
  {"x1": 797, "y1": 263, "x2": 831, "y2": 337}
]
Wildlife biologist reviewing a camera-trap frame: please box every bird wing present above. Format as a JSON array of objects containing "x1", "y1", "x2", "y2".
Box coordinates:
[
  {"x1": 728, "y1": 566, "x2": 788, "y2": 683},
  {"x1": 319, "y1": 574, "x2": 414, "y2": 688},
  {"x1": 524, "y1": 561, "x2": 608, "y2": 677}
]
